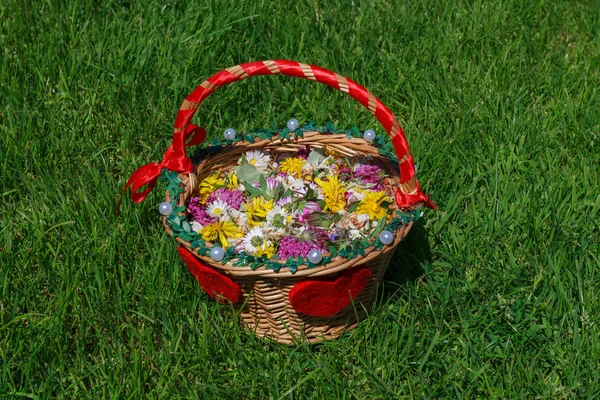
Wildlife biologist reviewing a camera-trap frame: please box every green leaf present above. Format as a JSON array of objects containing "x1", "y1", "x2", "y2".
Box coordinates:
[
  {"x1": 279, "y1": 130, "x2": 290, "y2": 140},
  {"x1": 347, "y1": 202, "x2": 358, "y2": 213},
  {"x1": 369, "y1": 216, "x2": 387, "y2": 239},
  {"x1": 235, "y1": 163, "x2": 263, "y2": 183},
  {"x1": 328, "y1": 245, "x2": 338, "y2": 257},
  {"x1": 307, "y1": 149, "x2": 325, "y2": 167},
  {"x1": 259, "y1": 175, "x2": 267, "y2": 191},
  {"x1": 243, "y1": 182, "x2": 263, "y2": 198}
]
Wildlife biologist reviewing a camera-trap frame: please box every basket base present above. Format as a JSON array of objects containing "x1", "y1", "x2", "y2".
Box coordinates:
[{"x1": 235, "y1": 248, "x2": 398, "y2": 345}]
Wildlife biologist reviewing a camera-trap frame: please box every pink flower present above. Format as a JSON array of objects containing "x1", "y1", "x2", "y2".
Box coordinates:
[
  {"x1": 295, "y1": 201, "x2": 321, "y2": 223},
  {"x1": 277, "y1": 227, "x2": 328, "y2": 260},
  {"x1": 207, "y1": 188, "x2": 246, "y2": 210},
  {"x1": 187, "y1": 197, "x2": 215, "y2": 225}
]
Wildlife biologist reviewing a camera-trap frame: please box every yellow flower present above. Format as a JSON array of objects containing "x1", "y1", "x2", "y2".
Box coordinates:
[
  {"x1": 356, "y1": 190, "x2": 391, "y2": 220},
  {"x1": 255, "y1": 243, "x2": 276, "y2": 258},
  {"x1": 243, "y1": 197, "x2": 274, "y2": 226},
  {"x1": 198, "y1": 173, "x2": 225, "y2": 202},
  {"x1": 200, "y1": 220, "x2": 242, "y2": 247},
  {"x1": 227, "y1": 173, "x2": 240, "y2": 190},
  {"x1": 315, "y1": 175, "x2": 347, "y2": 213},
  {"x1": 278, "y1": 157, "x2": 306, "y2": 176}
]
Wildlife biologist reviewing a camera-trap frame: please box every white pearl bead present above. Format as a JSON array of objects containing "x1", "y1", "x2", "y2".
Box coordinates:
[
  {"x1": 158, "y1": 202, "x2": 173, "y2": 215},
  {"x1": 224, "y1": 128, "x2": 236, "y2": 140},
  {"x1": 363, "y1": 129, "x2": 376, "y2": 143},
  {"x1": 210, "y1": 246, "x2": 225, "y2": 262},
  {"x1": 379, "y1": 230, "x2": 394, "y2": 245},
  {"x1": 287, "y1": 118, "x2": 299, "y2": 131},
  {"x1": 307, "y1": 249, "x2": 323, "y2": 264}
]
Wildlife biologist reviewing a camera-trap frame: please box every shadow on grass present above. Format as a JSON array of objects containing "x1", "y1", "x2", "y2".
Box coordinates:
[{"x1": 380, "y1": 218, "x2": 432, "y2": 301}]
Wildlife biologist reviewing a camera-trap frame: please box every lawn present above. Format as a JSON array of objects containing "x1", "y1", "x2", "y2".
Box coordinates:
[{"x1": 1, "y1": 0, "x2": 599, "y2": 398}]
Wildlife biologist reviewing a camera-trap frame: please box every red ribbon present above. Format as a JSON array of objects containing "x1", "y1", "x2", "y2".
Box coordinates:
[
  {"x1": 121, "y1": 124, "x2": 206, "y2": 206},
  {"x1": 395, "y1": 182, "x2": 437, "y2": 210}
]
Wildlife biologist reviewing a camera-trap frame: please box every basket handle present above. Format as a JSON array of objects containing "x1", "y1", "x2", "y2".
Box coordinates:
[{"x1": 124, "y1": 60, "x2": 435, "y2": 209}]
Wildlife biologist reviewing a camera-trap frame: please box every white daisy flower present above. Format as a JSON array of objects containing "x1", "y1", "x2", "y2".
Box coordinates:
[
  {"x1": 242, "y1": 150, "x2": 271, "y2": 172},
  {"x1": 242, "y1": 227, "x2": 268, "y2": 255},
  {"x1": 266, "y1": 205, "x2": 292, "y2": 229},
  {"x1": 206, "y1": 200, "x2": 231, "y2": 220}
]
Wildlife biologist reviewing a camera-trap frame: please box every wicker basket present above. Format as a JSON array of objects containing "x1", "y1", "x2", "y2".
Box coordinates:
[{"x1": 124, "y1": 60, "x2": 434, "y2": 344}]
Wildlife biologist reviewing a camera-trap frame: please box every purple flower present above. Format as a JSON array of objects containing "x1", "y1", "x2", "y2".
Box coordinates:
[
  {"x1": 187, "y1": 197, "x2": 215, "y2": 225},
  {"x1": 295, "y1": 201, "x2": 321, "y2": 223},
  {"x1": 277, "y1": 196, "x2": 292, "y2": 206},
  {"x1": 354, "y1": 164, "x2": 385, "y2": 189},
  {"x1": 297, "y1": 145, "x2": 311, "y2": 160},
  {"x1": 207, "y1": 188, "x2": 246, "y2": 210},
  {"x1": 354, "y1": 164, "x2": 382, "y2": 180},
  {"x1": 277, "y1": 227, "x2": 329, "y2": 260},
  {"x1": 266, "y1": 177, "x2": 279, "y2": 190},
  {"x1": 278, "y1": 236, "x2": 313, "y2": 259}
]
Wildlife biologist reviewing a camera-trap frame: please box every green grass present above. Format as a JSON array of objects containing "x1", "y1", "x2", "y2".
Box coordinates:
[{"x1": 2, "y1": 0, "x2": 600, "y2": 397}]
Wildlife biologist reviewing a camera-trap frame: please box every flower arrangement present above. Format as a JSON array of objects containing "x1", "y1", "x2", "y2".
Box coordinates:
[
  {"x1": 158, "y1": 121, "x2": 423, "y2": 273},
  {"x1": 187, "y1": 145, "x2": 396, "y2": 263}
]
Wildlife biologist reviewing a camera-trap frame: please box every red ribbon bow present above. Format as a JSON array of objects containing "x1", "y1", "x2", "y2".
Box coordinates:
[{"x1": 121, "y1": 124, "x2": 206, "y2": 206}]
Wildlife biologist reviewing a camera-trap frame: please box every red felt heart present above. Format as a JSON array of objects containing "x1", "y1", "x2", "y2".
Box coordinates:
[
  {"x1": 177, "y1": 247, "x2": 241, "y2": 304},
  {"x1": 289, "y1": 266, "x2": 372, "y2": 317}
]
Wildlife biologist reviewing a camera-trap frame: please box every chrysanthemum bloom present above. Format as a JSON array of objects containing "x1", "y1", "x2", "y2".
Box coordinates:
[
  {"x1": 226, "y1": 173, "x2": 243, "y2": 191},
  {"x1": 207, "y1": 188, "x2": 246, "y2": 210},
  {"x1": 314, "y1": 175, "x2": 347, "y2": 213},
  {"x1": 356, "y1": 190, "x2": 391, "y2": 220},
  {"x1": 200, "y1": 220, "x2": 242, "y2": 247},
  {"x1": 255, "y1": 243, "x2": 276, "y2": 258},
  {"x1": 278, "y1": 157, "x2": 306, "y2": 176},
  {"x1": 243, "y1": 196, "x2": 274, "y2": 226},
  {"x1": 198, "y1": 173, "x2": 226, "y2": 202}
]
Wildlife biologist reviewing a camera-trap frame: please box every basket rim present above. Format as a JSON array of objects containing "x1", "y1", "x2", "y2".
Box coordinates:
[{"x1": 160, "y1": 123, "x2": 423, "y2": 277}]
